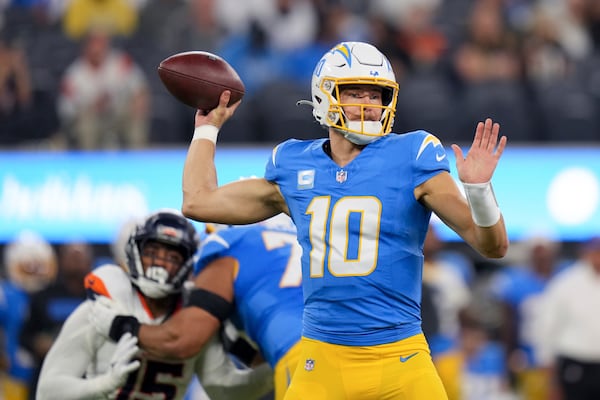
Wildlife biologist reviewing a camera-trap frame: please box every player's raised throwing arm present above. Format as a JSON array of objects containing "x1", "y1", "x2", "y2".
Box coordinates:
[{"x1": 182, "y1": 91, "x2": 288, "y2": 225}]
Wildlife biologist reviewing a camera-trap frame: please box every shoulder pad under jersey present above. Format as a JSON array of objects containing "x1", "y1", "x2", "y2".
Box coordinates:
[{"x1": 84, "y1": 264, "x2": 134, "y2": 305}]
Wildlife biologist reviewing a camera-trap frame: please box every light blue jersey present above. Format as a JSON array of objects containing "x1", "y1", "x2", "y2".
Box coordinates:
[
  {"x1": 0, "y1": 281, "x2": 33, "y2": 382},
  {"x1": 195, "y1": 223, "x2": 304, "y2": 368},
  {"x1": 264, "y1": 131, "x2": 450, "y2": 346}
]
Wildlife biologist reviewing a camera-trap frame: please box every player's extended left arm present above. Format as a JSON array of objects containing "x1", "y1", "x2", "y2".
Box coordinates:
[
  {"x1": 420, "y1": 119, "x2": 508, "y2": 258},
  {"x1": 418, "y1": 171, "x2": 508, "y2": 258},
  {"x1": 450, "y1": 118, "x2": 509, "y2": 258},
  {"x1": 90, "y1": 289, "x2": 232, "y2": 359}
]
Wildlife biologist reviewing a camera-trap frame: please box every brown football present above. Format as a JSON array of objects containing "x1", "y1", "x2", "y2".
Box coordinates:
[{"x1": 157, "y1": 51, "x2": 245, "y2": 110}]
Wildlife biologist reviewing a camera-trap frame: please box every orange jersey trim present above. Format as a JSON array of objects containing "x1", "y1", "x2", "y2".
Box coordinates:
[{"x1": 84, "y1": 272, "x2": 112, "y2": 299}]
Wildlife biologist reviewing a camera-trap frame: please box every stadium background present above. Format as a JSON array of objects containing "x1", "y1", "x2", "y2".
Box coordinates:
[{"x1": 0, "y1": 0, "x2": 599, "y2": 399}]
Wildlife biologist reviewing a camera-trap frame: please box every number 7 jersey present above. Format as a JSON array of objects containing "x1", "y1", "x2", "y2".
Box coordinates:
[{"x1": 264, "y1": 131, "x2": 450, "y2": 346}]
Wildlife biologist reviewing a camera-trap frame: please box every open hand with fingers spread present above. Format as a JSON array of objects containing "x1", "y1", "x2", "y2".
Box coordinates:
[{"x1": 451, "y1": 118, "x2": 508, "y2": 184}]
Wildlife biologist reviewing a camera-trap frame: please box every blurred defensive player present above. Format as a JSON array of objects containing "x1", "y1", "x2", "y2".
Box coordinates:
[
  {"x1": 91, "y1": 214, "x2": 304, "y2": 400},
  {"x1": 37, "y1": 209, "x2": 273, "y2": 399}
]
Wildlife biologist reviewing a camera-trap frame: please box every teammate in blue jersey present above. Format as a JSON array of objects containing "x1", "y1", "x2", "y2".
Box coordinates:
[
  {"x1": 109, "y1": 41, "x2": 508, "y2": 399},
  {"x1": 91, "y1": 215, "x2": 304, "y2": 400},
  {"x1": 0, "y1": 231, "x2": 57, "y2": 400},
  {"x1": 197, "y1": 218, "x2": 303, "y2": 399}
]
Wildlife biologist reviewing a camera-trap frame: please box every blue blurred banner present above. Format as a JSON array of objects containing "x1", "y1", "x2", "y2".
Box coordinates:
[{"x1": 1, "y1": 146, "x2": 600, "y2": 243}]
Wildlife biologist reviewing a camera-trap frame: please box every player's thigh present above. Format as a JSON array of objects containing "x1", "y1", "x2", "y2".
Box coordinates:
[
  {"x1": 273, "y1": 341, "x2": 303, "y2": 400},
  {"x1": 382, "y1": 348, "x2": 448, "y2": 400},
  {"x1": 282, "y1": 337, "x2": 348, "y2": 400},
  {"x1": 284, "y1": 335, "x2": 448, "y2": 400}
]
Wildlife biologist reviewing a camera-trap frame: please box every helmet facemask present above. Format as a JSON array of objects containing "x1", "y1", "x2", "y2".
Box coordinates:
[{"x1": 320, "y1": 78, "x2": 398, "y2": 145}]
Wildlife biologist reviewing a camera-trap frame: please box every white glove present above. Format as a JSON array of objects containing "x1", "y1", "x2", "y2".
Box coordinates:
[
  {"x1": 89, "y1": 296, "x2": 131, "y2": 339},
  {"x1": 95, "y1": 332, "x2": 141, "y2": 396}
]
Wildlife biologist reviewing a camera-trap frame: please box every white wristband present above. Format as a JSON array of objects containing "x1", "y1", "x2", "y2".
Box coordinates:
[
  {"x1": 462, "y1": 181, "x2": 501, "y2": 227},
  {"x1": 192, "y1": 125, "x2": 219, "y2": 144}
]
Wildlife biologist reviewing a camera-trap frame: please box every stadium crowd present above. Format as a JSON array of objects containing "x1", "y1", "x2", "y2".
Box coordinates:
[
  {"x1": 0, "y1": 0, "x2": 599, "y2": 148},
  {"x1": 1, "y1": 1, "x2": 600, "y2": 400}
]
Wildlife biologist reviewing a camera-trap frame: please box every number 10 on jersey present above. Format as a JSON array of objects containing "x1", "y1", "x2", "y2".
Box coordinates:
[{"x1": 306, "y1": 196, "x2": 382, "y2": 278}]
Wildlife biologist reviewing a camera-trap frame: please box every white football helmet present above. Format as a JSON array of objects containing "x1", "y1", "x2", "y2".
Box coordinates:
[
  {"x1": 3, "y1": 231, "x2": 57, "y2": 293},
  {"x1": 125, "y1": 209, "x2": 199, "y2": 299},
  {"x1": 309, "y1": 41, "x2": 399, "y2": 145}
]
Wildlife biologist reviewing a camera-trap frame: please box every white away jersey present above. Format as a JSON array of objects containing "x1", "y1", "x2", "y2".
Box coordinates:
[{"x1": 37, "y1": 264, "x2": 272, "y2": 400}]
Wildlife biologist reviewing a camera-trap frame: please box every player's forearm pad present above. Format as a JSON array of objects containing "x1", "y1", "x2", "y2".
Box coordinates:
[
  {"x1": 109, "y1": 315, "x2": 141, "y2": 342},
  {"x1": 192, "y1": 125, "x2": 219, "y2": 144},
  {"x1": 462, "y1": 181, "x2": 501, "y2": 227}
]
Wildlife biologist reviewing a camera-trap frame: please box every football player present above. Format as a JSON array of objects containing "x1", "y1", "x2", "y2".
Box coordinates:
[
  {"x1": 36, "y1": 209, "x2": 272, "y2": 400},
  {"x1": 91, "y1": 214, "x2": 304, "y2": 400},
  {"x1": 0, "y1": 231, "x2": 57, "y2": 400},
  {"x1": 177, "y1": 41, "x2": 509, "y2": 399}
]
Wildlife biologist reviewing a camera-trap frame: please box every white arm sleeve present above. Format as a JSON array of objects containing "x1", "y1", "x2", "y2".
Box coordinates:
[
  {"x1": 195, "y1": 335, "x2": 274, "y2": 400},
  {"x1": 36, "y1": 302, "x2": 120, "y2": 400}
]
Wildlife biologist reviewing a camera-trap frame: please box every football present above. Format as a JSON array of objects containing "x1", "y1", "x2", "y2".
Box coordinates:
[{"x1": 157, "y1": 51, "x2": 245, "y2": 110}]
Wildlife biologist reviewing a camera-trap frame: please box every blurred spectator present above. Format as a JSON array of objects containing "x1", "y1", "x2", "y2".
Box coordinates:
[
  {"x1": 522, "y1": 7, "x2": 574, "y2": 85},
  {"x1": 0, "y1": 34, "x2": 33, "y2": 145},
  {"x1": 369, "y1": 0, "x2": 441, "y2": 31},
  {"x1": 0, "y1": 231, "x2": 56, "y2": 400},
  {"x1": 587, "y1": 0, "x2": 600, "y2": 50},
  {"x1": 380, "y1": 1, "x2": 462, "y2": 142},
  {"x1": 452, "y1": 0, "x2": 536, "y2": 142},
  {"x1": 420, "y1": 280, "x2": 440, "y2": 346},
  {"x1": 459, "y1": 310, "x2": 514, "y2": 400},
  {"x1": 0, "y1": 0, "x2": 598, "y2": 146},
  {"x1": 523, "y1": 3, "x2": 600, "y2": 142},
  {"x1": 218, "y1": 0, "x2": 317, "y2": 95},
  {"x1": 453, "y1": 0, "x2": 525, "y2": 84},
  {"x1": 20, "y1": 240, "x2": 93, "y2": 400},
  {"x1": 138, "y1": 0, "x2": 221, "y2": 54},
  {"x1": 0, "y1": 327, "x2": 9, "y2": 396},
  {"x1": 61, "y1": 0, "x2": 139, "y2": 40},
  {"x1": 218, "y1": 22, "x2": 285, "y2": 101},
  {"x1": 537, "y1": 0, "x2": 594, "y2": 62},
  {"x1": 254, "y1": 0, "x2": 318, "y2": 52},
  {"x1": 423, "y1": 224, "x2": 473, "y2": 400},
  {"x1": 393, "y1": 2, "x2": 447, "y2": 71},
  {"x1": 57, "y1": 28, "x2": 150, "y2": 149},
  {"x1": 314, "y1": 0, "x2": 371, "y2": 45},
  {"x1": 215, "y1": 0, "x2": 318, "y2": 47},
  {"x1": 535, "y1": 236, "x2": 600, "y2": 400},
  {"x1": 490, "y1": 234, "x2": 563, "y2": 400}
]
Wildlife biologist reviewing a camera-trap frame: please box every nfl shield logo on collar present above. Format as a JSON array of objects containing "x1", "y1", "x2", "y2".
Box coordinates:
[
  {"x1": 336, "y1": 169, "x2": 347, "y2": 183},
  {"x1": 304, "y1": 358, "x2": 315, "y2": 372}
]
